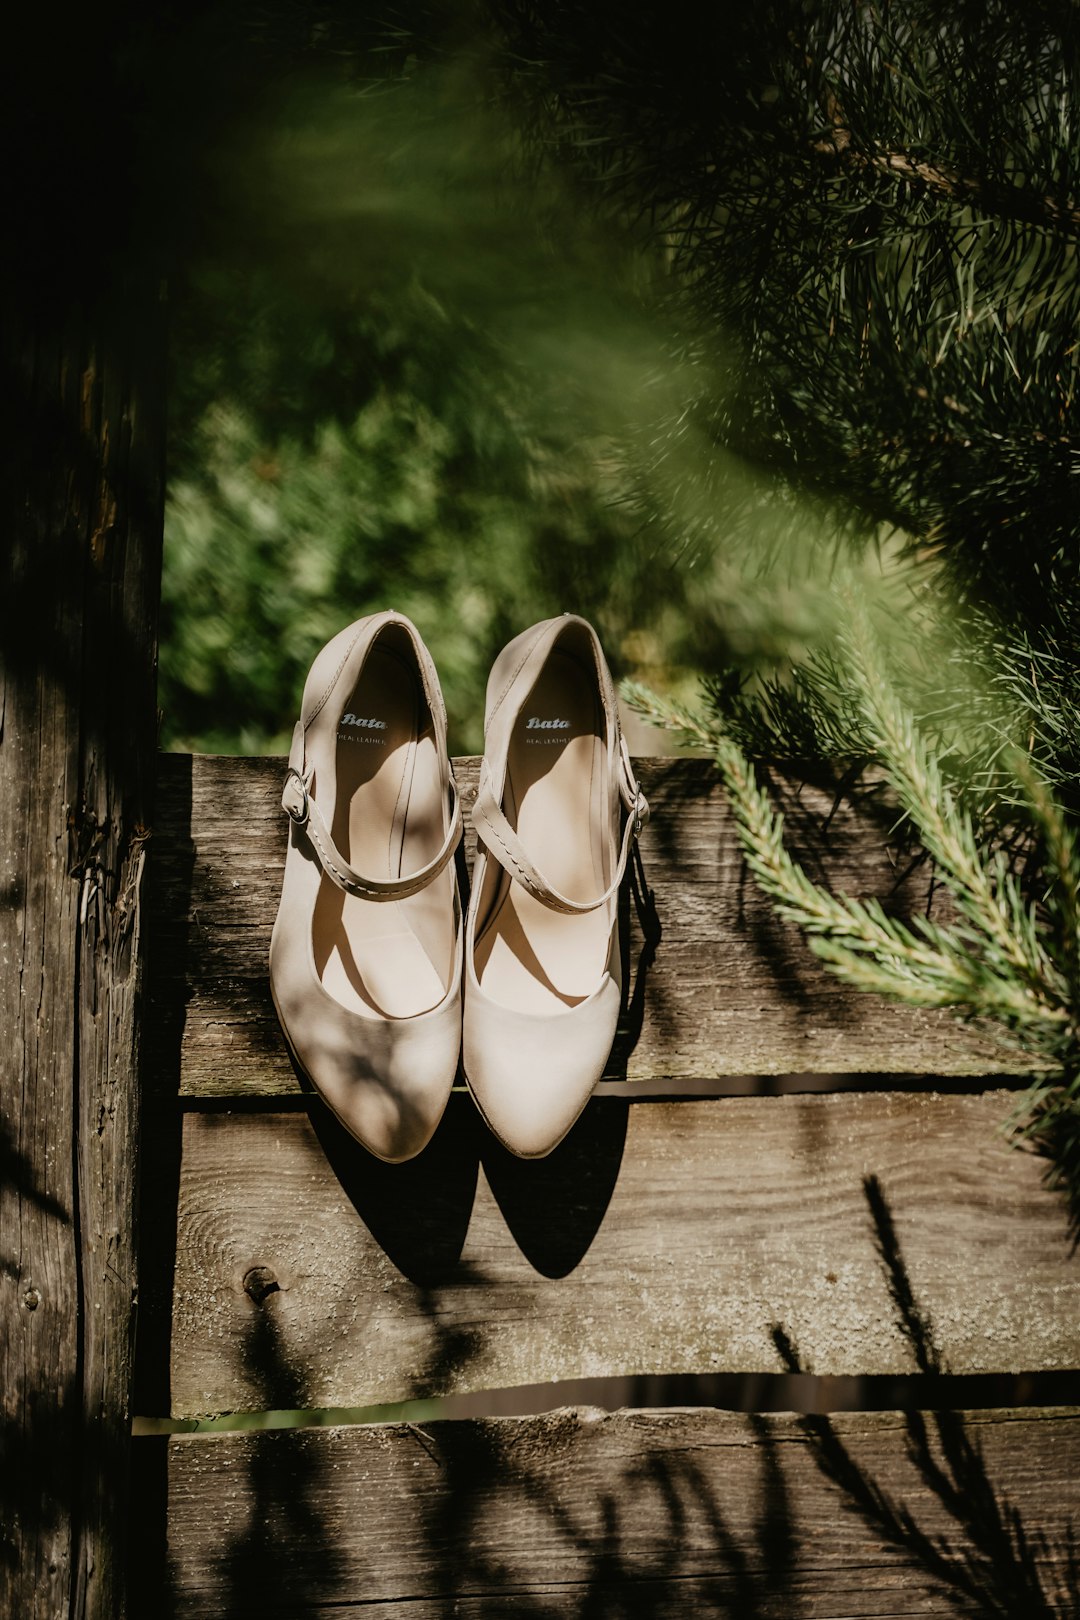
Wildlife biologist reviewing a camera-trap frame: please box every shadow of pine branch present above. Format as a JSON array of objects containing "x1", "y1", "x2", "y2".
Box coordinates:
[{"x1": 772, "y1": 1174, "x2": 1078, "y2": 1618}]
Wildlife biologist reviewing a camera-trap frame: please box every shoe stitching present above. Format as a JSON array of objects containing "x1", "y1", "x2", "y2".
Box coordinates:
[
  {"x1": 474, "y1": 786, "x2": 542, "y2": 897},
  {"x1": 306, "y1": 812, "x2": 381, "y2": 897},
  {"x1": 307, "y1": 793, "x2": 461, "y2": 901},
  {"x1": 475, "y1": 788, "x2": 592, "y2": 916},
  {"x1": 476, "y1": 767, "x2": 640, "y2": 916}
]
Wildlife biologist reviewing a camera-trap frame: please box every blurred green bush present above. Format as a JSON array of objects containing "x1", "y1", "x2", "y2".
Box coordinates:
[
  {"x1": 162, "y1": 261, "x2": 722, "y2": 756},
  {"x1": 157, "y1": 58, "x2": 865, "y2": 759}
]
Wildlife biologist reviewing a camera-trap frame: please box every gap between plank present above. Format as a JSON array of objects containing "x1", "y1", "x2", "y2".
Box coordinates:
[
  {"x1": 132, "y1": 1367, "x2": 1080, "y2": 1436},
  {"x1": 174, "y1": 1072, "x2": 1040, "y2": 1111}
]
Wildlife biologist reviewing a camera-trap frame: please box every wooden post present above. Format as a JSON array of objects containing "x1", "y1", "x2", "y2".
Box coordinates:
[{"x1": 0, "y1": 291, "x2": 165, "y2": 1618}]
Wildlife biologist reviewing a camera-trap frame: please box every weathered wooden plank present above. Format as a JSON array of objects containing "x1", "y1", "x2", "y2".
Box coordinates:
[
  {"x1": 153, "y1": 1092, "x2": 1074, "y2": 1418},
  {"x1": 147, "y1": 753, "x2": 1010, "y2": 1099},
  {"x1": 151, "y1": 1406, "x2": 1080, "y2": 1616},
  {"x1": 0, "y1": 293, "x2": 163, "y2": 1620}
]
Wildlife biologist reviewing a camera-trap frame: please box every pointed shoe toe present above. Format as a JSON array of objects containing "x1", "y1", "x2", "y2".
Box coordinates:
[
  {"x1": 269, "y1": 612, "x2": 463, "y2": 1162},
  {"x1": 463, "y1": 972, "x2": 621, "y2": 1157},
  {"x1": 272, "y1": 947, "x2": 463, "y2": 1163},
  {"x1": 320, "y1": 1003, "x2": 461, "y2": 1164},
  {"x1": 462, "y1": 615, "x2": 647, "y2": 1158}
]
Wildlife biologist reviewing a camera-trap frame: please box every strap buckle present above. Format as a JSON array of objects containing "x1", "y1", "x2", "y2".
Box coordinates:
[
  {"x1": 282, "y1": 767, "x2": 311, "y2": 825},
  {"x1": 619, "y1": 735, "x2": 649, "y2": 839}
]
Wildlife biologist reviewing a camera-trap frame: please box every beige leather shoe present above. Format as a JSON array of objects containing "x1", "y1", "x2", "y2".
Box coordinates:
[
  {"x1": 269, "y1": 612, "x2": 463, "y2": 1162},
  {"x1": 463, "y1": 615, "x2": 648, "y2": 1157}
]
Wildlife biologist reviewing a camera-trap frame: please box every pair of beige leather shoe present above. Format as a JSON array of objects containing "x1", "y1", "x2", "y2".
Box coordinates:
[{"x1": 269, "y1": 611, "x2": 648, "y2": 1162}]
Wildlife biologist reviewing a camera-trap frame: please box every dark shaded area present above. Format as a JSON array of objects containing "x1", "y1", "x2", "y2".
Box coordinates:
[
  {"x1": 134, "y1": 756, "x2": 192, "y2": 1423},
  {"x1": 772, "y1": 1174, "x2": 1080, "y2": 1619},
  {"x1": 480, "y1": 1097, "x2": 628, "y2": 1278},
  {"x1": 3, "y1": 8, "x2": 424, "y2": 310},
  {"x1": 616, "y1": 1367, "x2": 1080, "y2": 1420},
  {"x1": 304, "y1": 1081, "x2": 480, "y2": 1289},
  {"x1": 1029, "y1": 1095, "x2": 1080, "y2": 1255},
  {"x1": 417, "y1": 1412, "x2": 802, "y2": 1618},
  {"x1": 127, "y1": 1434, "x2": 169, "y2": 1616},
  {"x1": 129, "y1": 1147, "x2": 1079, "y2": 1612},
  {"x1": 131, "y1": 1100, "x2": 185, "y2": 1423},
  {"x1": 0, "y1": 1118, "x2": 71, "y2": 1260},
  {"x1": 0, "y1": 1371, "x2": 80, "y2": 1577},
  {"x1": 607, "y1": 839, "x2": 663, "y2": 1077},
  {"x1": 219, "y1": 1286, "x2": 348, "y2": 1620},
  {"x1": 142, "y1": 755, "x2": 196, "y2": 1102}
]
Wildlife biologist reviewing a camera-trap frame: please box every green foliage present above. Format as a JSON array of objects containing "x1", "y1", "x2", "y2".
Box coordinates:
[
  {"x1": 626, "y1": 597, "x2": 1080, "y2": 1167},
  {"x1": 158, "y1": 51, "x2": 792, "y2": 756},
  {"x1": 160, "y1": 46, "x2": 869, "y2": 761},
  {"x1": 162, "y1": 9, "x2": 1080, "y2": 761},
  {"x1": 493, "y1": 1, "x2": 1080, "y2": 615},
  {"x1": 167, "y1": 251, "x2": 794, "y2": 755},
  {"x1": 162, "y1": 275, "x2": 660, "y2": 755}
]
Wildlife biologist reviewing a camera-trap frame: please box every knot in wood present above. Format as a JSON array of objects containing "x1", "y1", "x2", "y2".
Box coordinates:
[
  {"x1": 23, "y1": 1287, "x2": 41, "y2": 1311},
  {"x1": 243, "y1": 1266, "x2": 280, "y2": 1305}
]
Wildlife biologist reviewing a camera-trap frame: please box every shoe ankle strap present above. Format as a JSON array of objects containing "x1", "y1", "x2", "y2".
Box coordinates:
[
  {"x1": 282, "y1": 766, "x2": 463, "y2": 901},
  {"x1": 471, "y1": 737, "x2": 649, "y2": 916}
]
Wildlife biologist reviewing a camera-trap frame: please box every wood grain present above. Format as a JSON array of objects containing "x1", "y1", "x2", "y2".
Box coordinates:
[
  {"x1": 147, "y1": 753, "x2": 1011, "y2": 1099},
  {"x1": 0, "y1": 296, "x2": 164, "y2": 1620},
  {"x1": 152, "y1": 1406, "x2": 1080, "y2": 1616},
  {"x1": 154, "y1": 1093, "x2": 1074, "y2": 1419}
]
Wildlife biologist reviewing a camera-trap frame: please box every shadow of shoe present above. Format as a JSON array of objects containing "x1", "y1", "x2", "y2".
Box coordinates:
[
  {"x1": 480, "y1": 1094, "x2": 628, "y2": 1278},
  {"x1": 307, "y1": 1089, "x2": 480, "y2": 1287},
  {"x1": 607, "y1": 839, "x2": 663, "y2": 1079}
]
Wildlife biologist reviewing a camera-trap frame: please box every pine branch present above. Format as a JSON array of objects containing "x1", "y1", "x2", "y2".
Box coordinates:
[
  {"x1": 814, "y1": 103, "x2": 1080, "y2": 236},
  {"x1": 712, "y1": 731, "x2": 1066, "y2": 1042},
  {"x1": 839, "y1": 594, "x2": 1070, "y2": 1023},
  {"x1": 621, "y1": 679, "x2": 718, "y2": 754},
  {"x1": 1010, "y1": 750, "x2": 1080, "y2": 1005},
  {"x1": 625, "y1": 680, "x2": 1075, "y2": 1036},
  {"x1": 624, "y1": 675, "x2": 1073, "y2": 1056}
]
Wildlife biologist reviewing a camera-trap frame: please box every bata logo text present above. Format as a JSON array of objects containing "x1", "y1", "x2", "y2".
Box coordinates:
[
  {"x1": 341, "y1": 714, "x2": 387, "y2": 729},
  {"x1": 525, "y1": 717, "x2": 570, "y2": 730}
]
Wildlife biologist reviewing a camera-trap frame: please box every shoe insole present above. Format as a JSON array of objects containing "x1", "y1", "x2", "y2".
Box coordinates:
[
  {"x1": 313, "y1": 642, "x2": 453, "y2": 1019},
  {"x1": 475, "y1": 648, "x2": 611, "y2": 1015}
]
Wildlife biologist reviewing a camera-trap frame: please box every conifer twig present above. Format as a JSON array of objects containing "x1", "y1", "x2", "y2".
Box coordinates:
[{"x1": 623, "y1": 675, "x2": 1076, "y2": 1082}]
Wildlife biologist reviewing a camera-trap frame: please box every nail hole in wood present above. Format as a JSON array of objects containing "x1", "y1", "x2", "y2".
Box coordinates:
[{"x1": 243, "y1": 1266, "x2": 280, "y2": 1304}]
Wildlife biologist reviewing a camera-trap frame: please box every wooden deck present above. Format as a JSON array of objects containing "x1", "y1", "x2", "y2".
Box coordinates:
[{"x1": 134, "y1": 753, "x2": 1080, "y2": 1614}]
